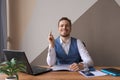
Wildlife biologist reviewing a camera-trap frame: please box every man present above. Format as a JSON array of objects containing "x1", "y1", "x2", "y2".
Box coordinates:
[{"x1": 47, "y1": 17, "x2": 93, "y2": 71}]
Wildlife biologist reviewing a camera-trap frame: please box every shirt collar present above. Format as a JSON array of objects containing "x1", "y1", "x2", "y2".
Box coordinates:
[{"x1": 59, "y1": 37, "x2": 71, "y2": 44}]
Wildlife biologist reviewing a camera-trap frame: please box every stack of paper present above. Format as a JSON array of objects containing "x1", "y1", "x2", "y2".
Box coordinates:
[{"x1": 51, "y1": 65, "x2": 70, "y2": 71}]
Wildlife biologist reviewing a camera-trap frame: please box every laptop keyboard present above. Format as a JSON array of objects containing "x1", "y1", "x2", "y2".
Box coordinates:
[{"x1": 31, "y1": 66, "x2": 51, "y2": 74}]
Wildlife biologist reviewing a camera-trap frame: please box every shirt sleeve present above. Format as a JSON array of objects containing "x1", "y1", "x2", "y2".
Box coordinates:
[
  {"x1": 46, "y1": 45, "x2": 56, "y2": 66},
  {"x1": 77, "y1": 39, "x2": 94, "y2": 67}
]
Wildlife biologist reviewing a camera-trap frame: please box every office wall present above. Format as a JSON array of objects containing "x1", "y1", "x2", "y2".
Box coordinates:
[{"x1": 8, "y1": 0, "x2": 120, "y2": 66}]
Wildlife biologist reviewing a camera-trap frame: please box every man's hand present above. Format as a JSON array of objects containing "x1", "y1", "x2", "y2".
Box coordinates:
[
  {"x1": 69, "y1": 63, "x2": 84, "y2": 71},
  {"x1": 48, "y1": 32, "x2": 55, "y2": 48}
]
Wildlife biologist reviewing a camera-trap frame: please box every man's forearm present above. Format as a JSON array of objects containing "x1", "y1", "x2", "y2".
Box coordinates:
[{"x1": 47, "y1": 48, "x2": 56, "y2": 66}]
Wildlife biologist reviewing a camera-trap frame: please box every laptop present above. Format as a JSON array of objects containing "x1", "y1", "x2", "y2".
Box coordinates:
[{"x1": 3, "y1": 49, "x2": 52, "y2": 75}]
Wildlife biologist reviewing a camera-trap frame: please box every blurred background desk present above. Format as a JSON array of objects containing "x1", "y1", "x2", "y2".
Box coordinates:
[{"x1": 0, "y1": 67, "x2": 120, "y2": 80}]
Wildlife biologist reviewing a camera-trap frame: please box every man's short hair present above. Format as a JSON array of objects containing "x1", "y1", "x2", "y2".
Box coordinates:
[{"x1": 58, "y1": 17, "x2": 72, "y2": 26}]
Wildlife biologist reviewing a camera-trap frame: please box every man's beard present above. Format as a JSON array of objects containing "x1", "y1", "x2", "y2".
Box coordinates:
[{"x1": 60, "y1": 34, "x2": 70, "y2": 37}]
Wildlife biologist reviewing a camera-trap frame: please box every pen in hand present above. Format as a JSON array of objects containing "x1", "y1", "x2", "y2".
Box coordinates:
[{"x1": 48, "y1": 31, "x2": 54, "y2": 48}]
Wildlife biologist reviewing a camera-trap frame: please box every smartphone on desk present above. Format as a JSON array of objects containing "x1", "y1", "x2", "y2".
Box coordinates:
[{"x1": 80, "y1": 70, "x2": 94, "y2": 76}]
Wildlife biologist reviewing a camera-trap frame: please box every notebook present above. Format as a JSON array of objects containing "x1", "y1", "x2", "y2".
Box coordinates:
[
  {"x1": 3, "y1": 49, "x2": 52, "y2": 75},
  {"x1": 101, "y1": 68, "x2": 120, "y2": 76}
]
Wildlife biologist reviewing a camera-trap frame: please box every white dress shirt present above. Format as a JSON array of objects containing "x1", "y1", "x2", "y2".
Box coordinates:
[{"x1": 47, "y1": 37, "x2": 93, "y2": 67}]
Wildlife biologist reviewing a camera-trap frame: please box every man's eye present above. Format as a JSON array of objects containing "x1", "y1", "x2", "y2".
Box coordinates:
[{"x1": 60, "y1": 25, "x2": 64, "y2": 27}]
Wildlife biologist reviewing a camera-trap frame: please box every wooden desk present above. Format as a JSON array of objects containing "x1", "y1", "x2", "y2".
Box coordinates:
[{"x1": 0, "y1": 67, "x2": 120, "y2": 80}]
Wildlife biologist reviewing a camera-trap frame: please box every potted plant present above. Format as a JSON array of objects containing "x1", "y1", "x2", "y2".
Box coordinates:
[{"x1": 0, "y1": 58, "x2": 26, "y2": 80}]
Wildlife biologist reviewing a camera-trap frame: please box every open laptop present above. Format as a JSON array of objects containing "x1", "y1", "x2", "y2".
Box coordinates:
[{"x1": 3, "y1": 49, "x2": 52, "y2": 75}]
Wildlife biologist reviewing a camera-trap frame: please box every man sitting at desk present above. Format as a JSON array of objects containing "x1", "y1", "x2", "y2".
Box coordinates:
[{"x1": 47, "y1": 17, "x2": 93, "y2": 71}]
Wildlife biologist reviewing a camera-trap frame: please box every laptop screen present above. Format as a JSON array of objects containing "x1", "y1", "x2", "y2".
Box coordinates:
[{"x1": 3, "y1": 50, "x2": 33, "y2": 74}]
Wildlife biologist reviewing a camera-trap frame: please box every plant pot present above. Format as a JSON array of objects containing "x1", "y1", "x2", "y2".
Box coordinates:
[{"x1": 5, "y1": 77, "x2": 17, "y2": 80}]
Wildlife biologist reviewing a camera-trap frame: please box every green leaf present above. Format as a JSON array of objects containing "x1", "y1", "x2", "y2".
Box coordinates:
[{"x1": 0, "y1": 58, "x2": 26, "y2": 77}]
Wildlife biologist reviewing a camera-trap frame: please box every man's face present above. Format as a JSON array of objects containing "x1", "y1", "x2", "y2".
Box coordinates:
[{"x1": 58, "y1": 20, "x2": 71, "y2": 37}]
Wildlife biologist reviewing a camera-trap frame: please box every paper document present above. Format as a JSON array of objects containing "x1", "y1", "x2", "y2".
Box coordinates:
[
  {"x1": 51, "y1": 65, "x2": 70, "y2": 71},
  {"x1": 79, "y1": 70, "x2": 107, "y2": 78}
]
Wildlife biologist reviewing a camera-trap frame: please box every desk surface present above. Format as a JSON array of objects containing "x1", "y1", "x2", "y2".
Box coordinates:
[{"x1": 0, "y1": 67, "x2": 120, "y2": 80}]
